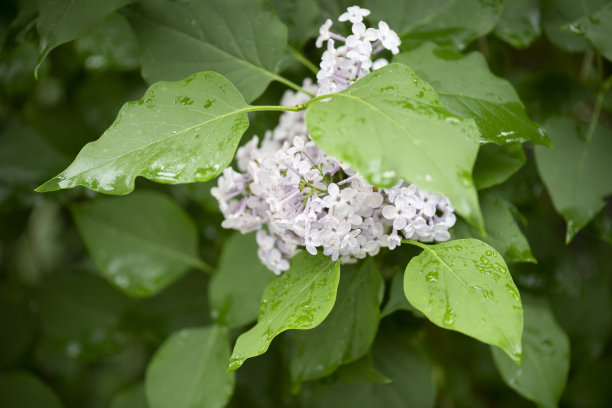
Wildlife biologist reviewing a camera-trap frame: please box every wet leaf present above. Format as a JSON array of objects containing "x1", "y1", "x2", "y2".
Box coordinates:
[
  {"x1": 395, "y1": 43, "x2": 549, "y2": 146},
  {"x1": 209, "y1": 232, "x2": 273, "y2": 328},
  {"x1": 541, "y1": 0, "x2": 607, "y2": 52},
  {"x1": 229, "y1": 252, "x2": 340, "y2": 371},
  {"x1": 290, "y1": 259, "x2": 383, "y2": 385},
  {"x1": 492, "y1": 299, "x2": 570, "y2": 408},
  {"x1": 126, "y1": 0, "x2": 288, "y2": 102},
  {"x1": 36, "y1": 71, "x2": 249, "y2": 195},
  {"x1": 565, "y1": 3, "x2": 612, "y2": 62},
  {"x1": 146, "y1": 326, "x2": 234, "y2": 408},
  {"x1": 404, "y1": 239, "x2": 524, "y2": 363},
  {"x1": 535, "y1": 116, "x2": 612, "y2": 242},
  {"x1": 306, "y1": 63, "x2": 483, "y2": 231},
  {"x1": 71, "y1": 191, "x2": 205, "y2": 297}
]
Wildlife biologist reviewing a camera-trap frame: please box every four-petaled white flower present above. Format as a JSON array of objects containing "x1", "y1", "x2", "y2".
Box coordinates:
[
  {"x1": 378, "y1": 21, "x2": 401, "y2": 54},
  {"x1": 316, "y1": 19, "x2": 333, "y2": 48},
  {"x1": 339, "y1": 6, "x2": 371, "y2": 23}
]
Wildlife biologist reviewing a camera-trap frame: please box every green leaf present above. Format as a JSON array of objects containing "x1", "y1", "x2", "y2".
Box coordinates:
[
  {"x1": 535, "y1": 116, "x2": 612, "y2": 242},
  {"x1": 324, "y1": 354, "x2": 392, "y2": 385},
  {"x1": 209, "y1": 232, "x2": 274, "y2": 328},
  {"x1": 126, "y1": 0, "x2": 288, "y2": 102},
  {"x1": 494, "y1": 0, "x2": 542, "y2": 48},
  {"x1": 541, "y1": 0, "x2": 607, "y2": 52},
  {"x1": 38, "y1": 272, "x2": 128, "y2": 361},
  {"x1": 146, "y1": 326, "x2": 235, "y2": 408},
  {"x1": 271, "y1": 0, "x2": 320, "y2": 48},
  {"x1": 365, "y1": 0, "x2": 504, "y2": 50},
  {"x1": 229, "y1": 252, "x2": 340, "y2": 371},
  {"x1": 381, "y1": 270, "x2": 424, "y2": 318},
  {"x1": 566, "y1": 3, "x2": 612, "y2": 62},
  {"x1": 290, "y1": 259, "x2": 383, "y2": 385},
  {"x1": 394, "y1": 43, "x2": 550, "y2": 146},
  {"x1": 492, "y1": 299, "x2": 570, "y2": 408},
  {"x1": 301, "y1": 329, "x2": 436, "y2": 408},
  {"x1": 473, "y1": 143, "x2": 526, "y2": 190},
  {"x1": 452, "y1": 192, "x2": 536, "y2": 264},
  {"x1": 404, "y1": 239, "x2": 524, "y2": 363},
  {"x1": 74, "y1": 13, "x2": 139, "y2": 72},
  {"x1": 36, "y1": 0, "x2": 131, "y2": 72},
  {"x1": 0, "y1": 372, "x2": 64, "y2": 408},
  {"x1": 36, "y1": 71, "x2": 249, "y2": 194},
  {"x1": 306, "y1": 62, "x2": 483, "y2": 231},
  {"x1": 71, "y1": 190, "x2": 206, "y2": 298},
  {"x1": 110, "y1": 383, "x2": 148, "y2": 408}
]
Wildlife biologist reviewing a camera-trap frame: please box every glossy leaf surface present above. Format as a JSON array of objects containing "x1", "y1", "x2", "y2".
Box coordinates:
[
  {"x1": 209, "y1": 232, "x2": 273, "y2": 328},
  {"x1": 395, "y1": 43, "x2": 549, "y2": 146},
  {"x1": 404, "y1": 239, "x2": 523, "y2": 363},
  {"x1": 492, "y1": 300, "x2": 570, "y2": 408},
  {"x1": 37, "y1": 72, "x2": 249, "y2": 195},
  {"x1": 542, "y1": 0, "x2": 608, "y2": 52},
  {"x1": 306, "y1": 63, "x2": 483, "y2": 230},
  {"x1": 126, "y1": 0, "x2": 287, "y2": 102},
  {"x1": 229, "y1": 252, "x2": 340, "y2": 371},
  {"x1": 567, "y1": 3, "x2": 612, "y2": 62},
  {"x1": 535, "y1": 116, "x2": 612, "y2": 242},
  {"x1": 36, "y1": 0, "x2": 131, "y2": 71},
  {"x1": 290, "y1": 259, "x2": 383, "y2": 385},
  {"x1": 146, "y1": 326, "x2": 234, "y2": 408},
  {"x1": 71, "y1": 191, "x2": 204, "y2": 297}
]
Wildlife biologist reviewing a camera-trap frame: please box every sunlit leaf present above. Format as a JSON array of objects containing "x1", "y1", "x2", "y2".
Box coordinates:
[
  {"x1": 404, "y1": 239, "x2": 523, "y2": 363},
  {"x1": 229, "y1": 252, "x2": 340, "y2": 371},
  {"x1": 306, "y1": 63, "x2": 483, "y2": 231},
  {"x1": 37, "y1": 72, "x2": 249, "y2": 195}
]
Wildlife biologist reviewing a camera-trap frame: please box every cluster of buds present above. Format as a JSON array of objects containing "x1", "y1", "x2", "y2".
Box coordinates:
[{"x1": 212, "y1": 7, "x2": 455, "y2": 274}]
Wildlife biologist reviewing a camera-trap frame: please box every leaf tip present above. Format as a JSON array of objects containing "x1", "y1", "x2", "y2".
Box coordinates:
[{"x1": 35, "y1": 178, "x2": 61, "y2": 193}]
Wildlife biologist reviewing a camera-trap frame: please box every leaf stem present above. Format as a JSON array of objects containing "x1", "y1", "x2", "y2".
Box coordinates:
[
  {"x1": 581, "y1": 72, "x2": 612, "y2": 162},
  {"x1": 269, "y1": 72, "x2": 315, "y2": 97},
  {"x1": 246, "y1": 105, "x2": 303, "y2": 113},
  {"x1": 402, "y1": 240, "x2": 429, "y2": 250},
  {"x1": 288, "y1": 45, "x2": 319, "y2": 75}
]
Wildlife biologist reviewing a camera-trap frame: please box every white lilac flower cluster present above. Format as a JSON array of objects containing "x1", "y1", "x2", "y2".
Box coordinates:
[{"x1": 212, "y1": 6, "x2": 456, "y2": 274}]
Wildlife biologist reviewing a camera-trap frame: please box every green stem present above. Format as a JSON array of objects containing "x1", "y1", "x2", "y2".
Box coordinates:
[
  {"x1": 269, "y1": 72, "x2": 315, "y2": 97},
  {"x1": 581, "y1": 72, "x2": 612, "y2": 163},
  {"x1": 246, "y1": 105, "x2": 303, "y2": 113},
  {"x1": 402, "y1": 240, "x2": 429, "y2": 250},
  {"x1": 288, "y1": 45, "x2": 319, "y2": 75}
]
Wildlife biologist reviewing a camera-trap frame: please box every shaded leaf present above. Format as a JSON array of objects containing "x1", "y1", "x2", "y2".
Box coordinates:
[
  {"x1": 110, "y1": 383, "x2": 148, "y2": 408},
  {"x1": 146, "y1": 326, "x2": 234, "y2": 408},
  {"x1": 0, "y1": 371, "x2": 64, "y2": 408},
  {"x1": 473, "y1": 143, "x2": 526, "y2": 190},
  {"x1": 452, "y1": 192, "x2": 536, "y2": 264},
  {"x1": 126, "y1": 0, "x2": 288, "y2": 102},
  {"x1": 71, "y1": 191, "x2": 205, "y2": 297},
  {"x1": 404, "y1": 239, "x2": 523, "y2": 363},
  {"x1": 229, "y1": 252, "x2": 340, "y2": 371},
  {"x1": 494, "y1": 0, "x2": 542, "y2": 48},
  {"x1": 306, "y1": 63, "x2": 483, "y2": 231},
  {"x1": 535, "y1": 116, "x2": 612, "y2": 242},
  {"x1": 541, "y1": 0, "x2": 607, "y2": 52},
  {"x1": 566, "y1": 3, "x2": 612, "y2": 62},
  {"x1": 381, "y1": 270, "x2": 424, "y2": 318},
  {"x1": 209, "y1": 232, "x2": 273, "y2": 328},
  {"x1": 492, "y1": 299, "x2": 570, "y2": 408},
  {"x1": 290, "y1": 259, "x2": 383, "y2": 385},
  {"x1": 37, "y1": 71, "x2": 249, "y2": 195},
  {"x1": 395, "y1": 43, "x2": 549, "y2": 146},
  {"x1": 365, "y1": 0, "x2": 503, "y2": 50},
  {"x1": 36, "y1": 0, "x2": 131, "y2": 71},
  {"x1": 271, "y1": 0, "x2": 320, "y2": 48}
]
